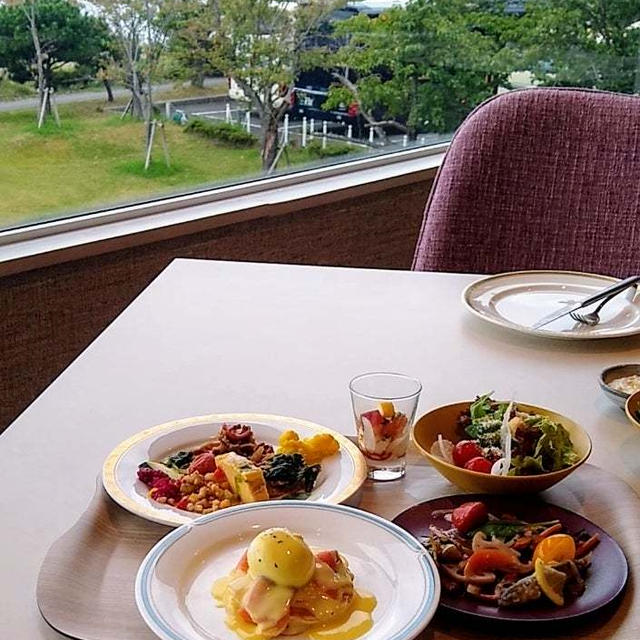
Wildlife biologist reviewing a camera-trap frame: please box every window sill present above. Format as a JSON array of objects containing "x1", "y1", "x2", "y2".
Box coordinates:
[{"x1": 0, "y1": 145, "x2": 445, "y2": 277}]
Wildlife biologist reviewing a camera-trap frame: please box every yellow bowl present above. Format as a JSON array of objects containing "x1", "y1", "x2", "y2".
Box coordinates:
[
  {"x1": 411, "y1": 401, "x2": 591, "y2": 494},
  {"x1": 625, "y1": 390, "x2": 640, "y2": 430}
]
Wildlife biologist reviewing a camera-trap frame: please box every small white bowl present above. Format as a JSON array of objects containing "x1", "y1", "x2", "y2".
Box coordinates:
[
  {"x1": 599, "y1": 364, "x2": 640, "y2": 409},
  {"x1": 136, "y1": 501, "x2": 440, "y2": 640}
]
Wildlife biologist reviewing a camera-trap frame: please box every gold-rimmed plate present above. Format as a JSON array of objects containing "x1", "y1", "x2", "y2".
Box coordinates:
[{"x1": 102, "y1": 413, "x2": 367, "y2": 527}]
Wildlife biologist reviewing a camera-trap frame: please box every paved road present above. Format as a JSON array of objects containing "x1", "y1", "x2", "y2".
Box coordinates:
[{"x1": 0, "y1": 78, "x2": 226, "y2": 113}]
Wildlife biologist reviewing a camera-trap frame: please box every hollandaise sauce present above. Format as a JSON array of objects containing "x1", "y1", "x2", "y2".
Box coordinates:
[
  {"x1": 212, "y1": 528, "x2": 376, "y2": 640},
  {"x1": 212, "y1": 577, "x2": 376, "y2": 640},
  {"x1": 307, "y1": 592, "x2": 376, "y2": 640}
]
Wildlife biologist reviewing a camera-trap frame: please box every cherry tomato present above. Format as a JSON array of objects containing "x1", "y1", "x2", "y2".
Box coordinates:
[
  {"x1": 451, "y1": 501, "x2": 489, "y2": 533},
  {"x1": 533, "y1": 534, "x2": 576, "y2": 564},
  {"x1": 464, "y1": 549, "x2": 523, "y2": 577},
  {"x1": 453, "y1": 440, "x2": 484, "y2": 467},
  {"x1": 464, "y1": 456, "x2": 493, "y2": 473}
]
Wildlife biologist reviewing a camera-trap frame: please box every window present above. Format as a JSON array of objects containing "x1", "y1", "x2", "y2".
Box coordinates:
[{"x1": 0, "y1": 0, "x2": 638, "y2": 233}]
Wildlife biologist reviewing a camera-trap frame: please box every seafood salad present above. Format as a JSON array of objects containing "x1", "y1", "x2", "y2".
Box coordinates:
[
  {"x1": 423, "y1": 500, "x2": 600, "y2": 608},
  {"x1": 212, "y1": 528, "x2": 376, "y2": 639},
  {"x1": 431, "y1": 393, "x2": 580, "y2": 475},
  {"x1": 136, "y1": 425, "x2": 339, "y2": 515}
]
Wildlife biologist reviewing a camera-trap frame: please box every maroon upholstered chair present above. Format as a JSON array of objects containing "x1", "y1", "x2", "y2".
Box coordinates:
[{"x1": 412, "y1": 88, "x2": 640, "y2": 277}]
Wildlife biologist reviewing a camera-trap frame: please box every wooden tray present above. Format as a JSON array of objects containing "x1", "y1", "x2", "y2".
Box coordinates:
[{"x1": 37, "y1": 454, "x2": 639, "y2": 640}]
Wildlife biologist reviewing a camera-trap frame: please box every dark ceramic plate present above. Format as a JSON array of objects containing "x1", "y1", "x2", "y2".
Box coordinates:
[{"x1": 393, "y1": 494, "x2": 628, "y2": 623}]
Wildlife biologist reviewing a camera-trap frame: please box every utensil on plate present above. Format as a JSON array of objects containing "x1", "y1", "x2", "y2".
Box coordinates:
[
  {"x1": 571, "y1": 286, "x2": 638, "y2": 326},
  {"x1": 463, "y1": 271, "x2": 640, "y2": 340},
  {"x1": 531, "y1": 275, "x2": 640, "y2": 330}
]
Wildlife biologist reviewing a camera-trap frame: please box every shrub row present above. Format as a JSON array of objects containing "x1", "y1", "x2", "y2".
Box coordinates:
[
  {"x1": 184, "y1": 118, "x2": 257, "y2": 147},
  {"x1": 305, "y1": 139, "x2": 353, "y2": 158}
]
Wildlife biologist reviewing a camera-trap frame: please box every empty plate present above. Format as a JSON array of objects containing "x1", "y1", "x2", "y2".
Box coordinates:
[{"x1": 463, "y1": 271, "x2": 640, "y2": 340}]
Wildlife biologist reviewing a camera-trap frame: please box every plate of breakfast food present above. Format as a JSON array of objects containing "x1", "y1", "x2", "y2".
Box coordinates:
[
  {"x1": 102, "y1": 413, "x2": 367, "y2": 527},
  {"x1": 135, "y1": 501, "x2": 440, "y2": 640},
  {"x1": 393, "y1": 495, "x2": 628, "y2": 623}
]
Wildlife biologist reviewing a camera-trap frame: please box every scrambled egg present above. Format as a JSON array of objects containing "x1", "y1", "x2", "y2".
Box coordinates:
[{"x1": 277, "y1": 431, "x2": 340, "y2": 464}]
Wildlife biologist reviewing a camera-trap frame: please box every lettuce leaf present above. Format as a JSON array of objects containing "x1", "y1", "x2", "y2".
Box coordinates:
[
  {"x1": 508, "y1": 455, "x2": 545, "y2": 475},
  {"x1": 533, "y1": 418, "x2": 580, "y2": 471}
]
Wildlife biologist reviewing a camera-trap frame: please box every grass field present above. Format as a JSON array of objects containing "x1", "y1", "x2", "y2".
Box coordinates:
[{"x1": 0, "y1": 101, "x2": 354, "y2": 229}]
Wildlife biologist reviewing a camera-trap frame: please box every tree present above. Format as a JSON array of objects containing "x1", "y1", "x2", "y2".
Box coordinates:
[
  {"x1": 164, "y1": 1, "x2": 216, "y2": 87},
  {"x1": 0, "y1": 0, "x2": 111, "y2": 115},
  {"x1": 512, "y1": 0, "x2": 640, "y2": 94},
  {"x1": 175, "y1": 0, "x2": 341, "y2": 170},
  {"x1": 96, "y1": 0, "x2": 178, "y2": 122},
  {"x1": 323, "y1": 0, "x2": 518, "y2": 139}
]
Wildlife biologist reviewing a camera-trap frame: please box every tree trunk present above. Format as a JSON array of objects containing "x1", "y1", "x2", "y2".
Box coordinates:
[
  {"x1": 103, "y1": 78, "x2": 114, "y2": 102},
  {"x1": 261, "y1": 111, "x2": 279, "y2": 171},
  {"x1": 130, "y1": 69, "x2": 144, "y2": 119},
  {"x1": 24, "y1": 2, "x2": 47, "y2": 120},
  {"x1": 407, "y1": 76, "x2": 419, "y2": 141},
  {"x1": 144, "y1": 0, "x2": 155, "y2": 146},
  {"x1": 191, "y1": 71, "x2": 205, "y2": 88}
]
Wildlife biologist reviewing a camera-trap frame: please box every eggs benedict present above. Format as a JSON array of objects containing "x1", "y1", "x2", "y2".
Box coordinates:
[{"x1": 212, "y1": 528, "x2": 375, "y2": 639}]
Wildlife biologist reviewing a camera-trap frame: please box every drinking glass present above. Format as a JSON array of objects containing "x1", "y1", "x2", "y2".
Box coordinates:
[{"x1": 349, "y1": 372, "x2": 422, "y2": 481}]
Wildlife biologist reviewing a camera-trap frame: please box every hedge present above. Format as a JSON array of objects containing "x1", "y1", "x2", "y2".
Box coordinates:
[{"x1": 184, "y1": 118, "x2": 257, "y2": 147}]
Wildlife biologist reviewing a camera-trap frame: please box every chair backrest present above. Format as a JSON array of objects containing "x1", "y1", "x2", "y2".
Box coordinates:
[{"x1": 412, "y1": 88, "x2": 640, "y2": 277}]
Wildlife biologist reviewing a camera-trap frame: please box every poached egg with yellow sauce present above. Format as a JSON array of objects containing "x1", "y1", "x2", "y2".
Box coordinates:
[
  {"x1": 247, "y1": 528, "x2": 315, "y2": 588},
  {"x1": 212, "y1": 528, "x2": 376, "y2": 640}
]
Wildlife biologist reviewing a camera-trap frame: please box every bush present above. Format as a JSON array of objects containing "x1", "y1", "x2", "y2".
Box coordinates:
[
  {"x1": 0, "y1": 77, "x2": 35, "y2": 100},
  {"x1": 52, "y1": 63, "x2": 94, "y2": 89},
  {"x1": 306, "y1": 139, "x2": 353, "y2": 158},
  {"x1": 184, "y1": 118, "x2": 257, "y2": 147}
]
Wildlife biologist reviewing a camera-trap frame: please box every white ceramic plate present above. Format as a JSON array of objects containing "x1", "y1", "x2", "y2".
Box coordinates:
[
  {"x1": 463, "y1": 270, "x2": 640, "y2": 340},
  {"x1": 135, "y1": 501, "x2": 440, "y2": 640},
  {"x1": 103, "y1": 413, "x2": 367, "y2": 527}
]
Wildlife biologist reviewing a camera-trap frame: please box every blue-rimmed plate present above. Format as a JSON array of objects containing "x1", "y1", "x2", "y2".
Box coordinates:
[{"x1": 135, "y1": 501, "x2": 440, "y2": 640}]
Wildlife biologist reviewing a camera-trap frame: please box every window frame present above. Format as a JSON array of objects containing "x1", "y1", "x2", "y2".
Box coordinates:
[{"x1": 0, "y1": 143, "x2": 446, "y2": 276}]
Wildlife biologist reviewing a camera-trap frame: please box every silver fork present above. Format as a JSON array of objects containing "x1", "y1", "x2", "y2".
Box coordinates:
[{"x1": 570, "y1": 288, "x2": 635, "y2": 326}]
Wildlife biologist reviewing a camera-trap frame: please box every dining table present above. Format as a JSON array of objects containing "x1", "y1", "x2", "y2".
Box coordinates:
[{"x1": 3, "y1": 258, "x2": 640, "y2": 640}]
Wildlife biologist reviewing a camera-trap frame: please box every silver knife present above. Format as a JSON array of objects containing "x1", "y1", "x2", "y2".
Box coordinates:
[{"x1": 531, "y1": 275, "x2": 640, "y2": 330}]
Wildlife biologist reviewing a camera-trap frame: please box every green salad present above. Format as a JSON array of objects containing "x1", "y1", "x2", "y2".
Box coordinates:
[
  {"x1": 431, "y1": 393, "x2": 581, "y2": 476},
  {"x1": 468, "y1": 393, "x2": 579, "y2": 475}
]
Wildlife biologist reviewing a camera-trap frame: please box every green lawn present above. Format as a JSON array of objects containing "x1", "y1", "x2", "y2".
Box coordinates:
[{"x1": 0, "y1": 102, "x2": 351, "y2": 229}]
